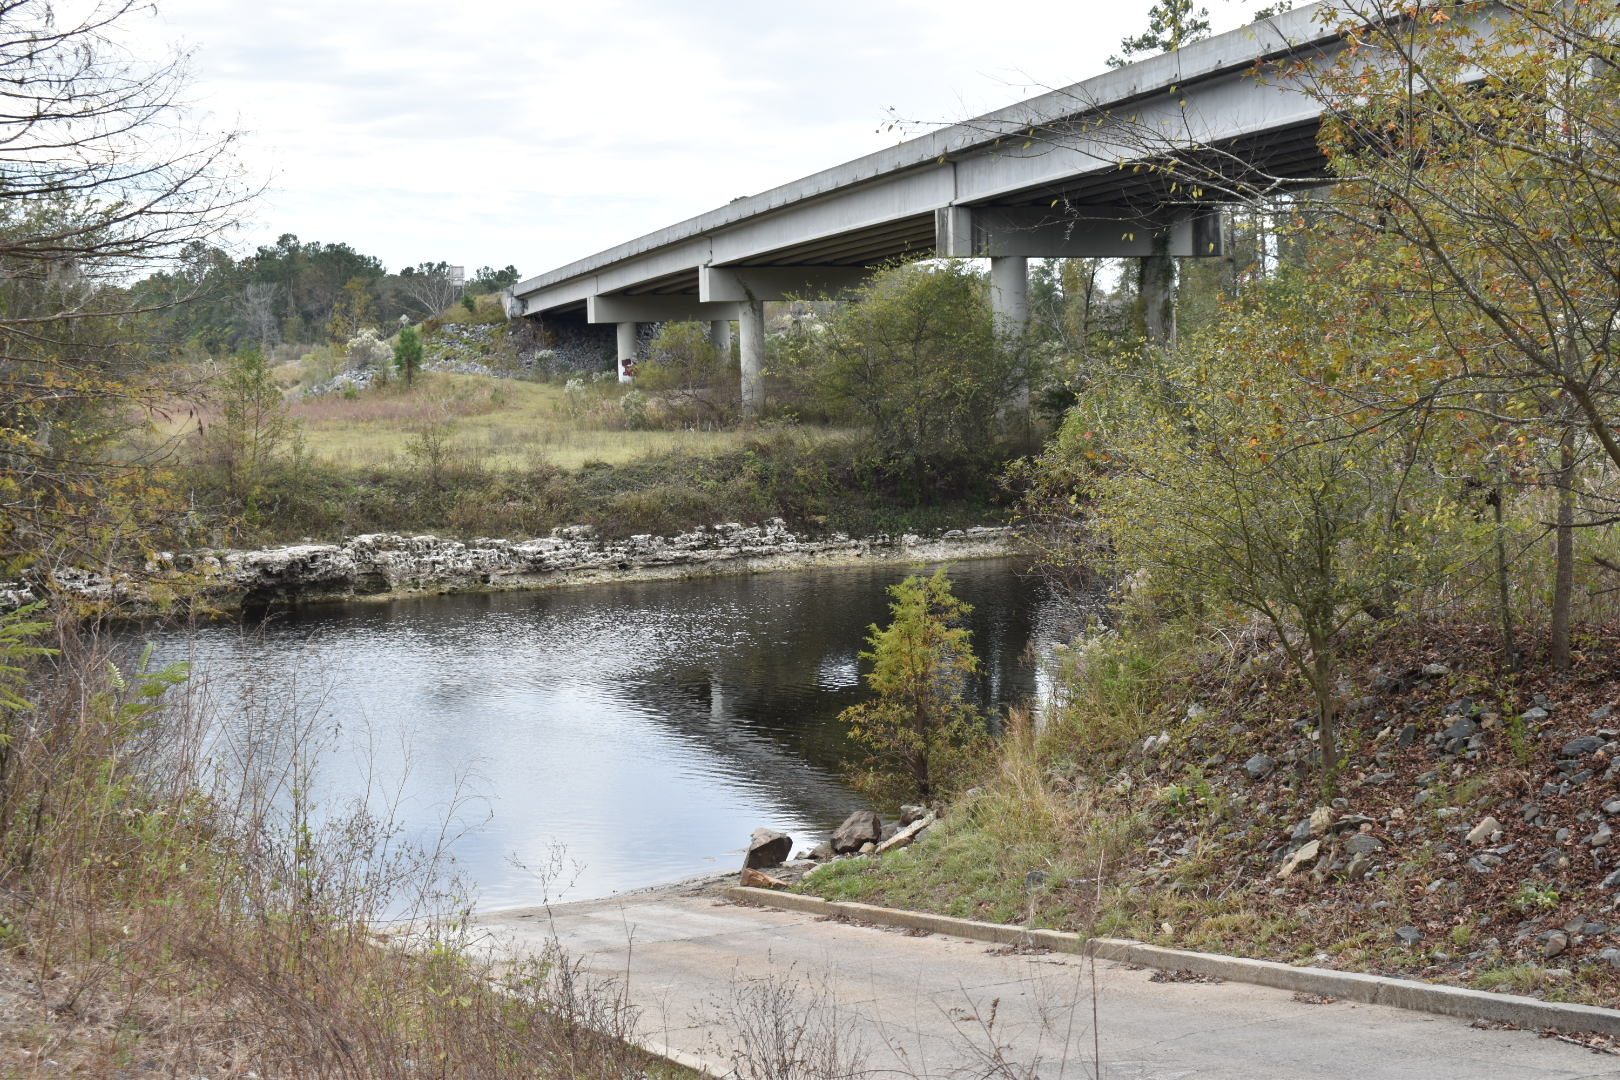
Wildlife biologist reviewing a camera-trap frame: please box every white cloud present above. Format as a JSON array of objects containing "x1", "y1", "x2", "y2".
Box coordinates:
[{"x1": 131, "y1": 0, "x2": 1268, "y2": 275}]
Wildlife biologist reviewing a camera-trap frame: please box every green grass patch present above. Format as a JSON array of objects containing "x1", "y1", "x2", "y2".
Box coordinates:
[{"x1": 804, "y1": 814, "x2": 1071, "y2": 927}]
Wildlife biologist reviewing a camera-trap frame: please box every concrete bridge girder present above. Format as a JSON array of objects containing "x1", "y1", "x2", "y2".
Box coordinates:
[
  {"x1": 697, "y1": 265, "x2": 874, "y2": 304},
  {"x1": 935, "y1": 205, "x2": 1224, "y2": 260},
  {"x1": 586, "y1": 295, "x2": 742, "y2": 324}
]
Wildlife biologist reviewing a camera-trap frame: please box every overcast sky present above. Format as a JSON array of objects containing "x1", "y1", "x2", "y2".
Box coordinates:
[{"x1": 133, "y1": 0, "x2": 1270, "y2": 277}]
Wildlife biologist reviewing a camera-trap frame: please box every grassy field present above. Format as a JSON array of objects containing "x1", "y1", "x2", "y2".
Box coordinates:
[
  {"x1": 147, "y1": 353, "x2": 1016, "y2": 544},
  {"x1": 289, "y1": 375, "x2": 768, "y2": 471},
  {"x1": 161, "y1": 371, "x2": 848, "y2": 471}
]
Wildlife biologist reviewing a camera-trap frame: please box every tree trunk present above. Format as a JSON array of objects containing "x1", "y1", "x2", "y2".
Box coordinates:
[
  {"x1": 1308, "y1": 629, "x2": 1339, "y2": 792},
  {"x1": 1491, "y1": 482, "x2": 1518, "y2": 672},
  {"x1": 1550, "y1": 429, "x2": 1576, "y2": 669}
]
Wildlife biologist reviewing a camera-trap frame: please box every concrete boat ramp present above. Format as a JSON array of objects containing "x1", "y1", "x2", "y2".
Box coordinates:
[{"x1": 474, "y1": 887, "x2": 1620, "y2": 1079}]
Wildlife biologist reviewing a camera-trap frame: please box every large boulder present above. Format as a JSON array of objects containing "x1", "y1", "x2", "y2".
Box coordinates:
[
  {"x1": 831, "y1": 810, "x2": 882, "y2": 854},
  {"x1": 745, "y1": 827, "x2": 793, "y2": 869}
]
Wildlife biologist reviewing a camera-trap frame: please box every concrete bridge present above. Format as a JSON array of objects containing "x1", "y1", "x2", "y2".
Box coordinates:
[{"x1": 505, "y1": 1, "x2": 1353, "y2": 415}]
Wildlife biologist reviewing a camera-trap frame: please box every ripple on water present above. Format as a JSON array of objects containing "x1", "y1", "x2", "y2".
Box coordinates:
[{"x1": 130, "y1": 558, "x2": 1067, "y2": 909}]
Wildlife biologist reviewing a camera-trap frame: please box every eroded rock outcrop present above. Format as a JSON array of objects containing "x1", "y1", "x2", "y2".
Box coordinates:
[{"x1": 7, "y1": 520, "x2": 1014, "y2": 614}]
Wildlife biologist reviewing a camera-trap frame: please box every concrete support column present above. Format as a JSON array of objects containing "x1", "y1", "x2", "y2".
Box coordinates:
[
  {"x1": 615, "y1": 321, "x2": 637, "y2": 382},
  {"x1": 989, "y1": 255, "x2": 1031, "y2": 419},
  {"x1": 738, "y1": 299, "x2": 766, "y2": 418},
  {"x1": 1139, "y1": 232, "x2": 1176, "y2": 348},
  {"x1": 710, "y1": 319, "x2": 733, "y2": 359}
]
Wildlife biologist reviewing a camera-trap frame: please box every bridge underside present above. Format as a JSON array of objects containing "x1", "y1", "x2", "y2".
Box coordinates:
[
  {"x1": 509, "y1": 0, "x2": 1361, "y2": 413},
  {"x1": 531, "y1": 118, "x2": 1326, "y2": 322}
]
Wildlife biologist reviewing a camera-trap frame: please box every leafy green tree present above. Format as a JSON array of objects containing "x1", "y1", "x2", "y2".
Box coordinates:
[
  {"x1": 839, "y1": 570, "x2": 987, "y2": 800},
  {"x1": 1061, "y1": 1, "x2": 1620, "y2": 669},
  {"x1": 1027, "y1": 257, "x2": 1136, "y2": 420},
  {"x1": 1068, "y1": 280, "x2": 1477, "y2": 784},
  {"x1": 393, "y1": 324, "x2": 424, "y2": 387},
  {"x1": 1296, "y1": 1, "x2": 1620, "y2": 666},
  {"x1": 640, "y1": 321, "x2": 736, "y2": 426},
  {"x1": 242, "y1": 235, "x2": 385, "y2": 343},
  {"x1": 468, "y1": 265, "x2": 521, "y2": 295},
  {"x1": 325, "y1": 276, "x2": 375, "y2": 341},
  {"x1": 207, "y1": 345, "x2": 300, "y2": 511},
  {"x1": 0, "y1": 0, "x2": 250, "y2": 574},
  {"x1": 780, "y1": 261, "x2": 1027, "y2": 477}
]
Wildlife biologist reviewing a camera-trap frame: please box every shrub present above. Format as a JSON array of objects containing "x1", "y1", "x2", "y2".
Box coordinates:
[
  {"x1": 345, "y1": 328, "x2": 391, "y2": 373},
  {"x1": 393, "y1": 324, "x2": 424, "y2": 386},
  {"x1": 619, "y1": 388, "x2": 649, "y2": 430},
  {"x1": 195, "y1": 346, "x2": 302, "y2": 513},
  {"x1": 639, "y1": 320, "x2": 737, "y2": 427},
  {"x1": 779, "y1": 261, "x2": 1030, "y2": 476}
]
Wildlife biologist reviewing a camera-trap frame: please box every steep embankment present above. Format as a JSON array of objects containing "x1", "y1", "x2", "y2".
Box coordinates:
[{"x1": 803, "y1": 620, "x2": 1620, "y2": 1007}]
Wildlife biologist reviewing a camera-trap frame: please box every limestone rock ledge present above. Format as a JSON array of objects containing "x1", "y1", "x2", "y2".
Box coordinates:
[{"x1": 27, "y1": 519, "x2": 1015, "y2": 613}]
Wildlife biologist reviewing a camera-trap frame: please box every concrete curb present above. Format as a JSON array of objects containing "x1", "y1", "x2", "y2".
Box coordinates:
[{"x1": 726, "y1": 886, "x2": 1620, "y2": 1037}]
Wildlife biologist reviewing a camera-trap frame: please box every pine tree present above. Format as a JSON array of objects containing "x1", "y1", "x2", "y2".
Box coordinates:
[
  {"x1": 1107, "y1": 0, "x2": 1211, "y2": 67},
  {"x1": 839, "y1": 570, "x2": 986, "y2": 800},
  {"x1": 393, "y1": 325, "x2": 424, "y2": 388},
  {"x1": 212, "y1": 345, "x2": 298, "y2": 508}
]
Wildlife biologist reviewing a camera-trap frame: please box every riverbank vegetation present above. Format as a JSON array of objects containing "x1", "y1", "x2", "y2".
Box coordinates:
[
  {"x1": 0, "y1": 609, "x2": 697, "y2": 1078},
  {"x1": 123, "y1": 262, "x2": 1037, "y2": 551},
  {"x1": 0, "y1": 3, "x2": 697, "y2": 1073},
  {"x1": 807, "y1": 0, "x2": 1620, "y2": 1007},
  {"x1": 840, "y1": 570, "x2": 990, "y2": 803}
]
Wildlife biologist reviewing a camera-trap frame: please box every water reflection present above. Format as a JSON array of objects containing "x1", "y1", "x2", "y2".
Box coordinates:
[{"x1": 133, "y1": 558, "x2": 1069, "y2": 909}]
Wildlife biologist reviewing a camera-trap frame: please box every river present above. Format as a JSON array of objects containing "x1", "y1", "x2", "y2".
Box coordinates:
[{"x1": 131, "y1": 557, "x2": 1070, "y2": 910}]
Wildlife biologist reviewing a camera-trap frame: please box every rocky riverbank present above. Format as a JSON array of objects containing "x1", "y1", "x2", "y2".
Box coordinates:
[{"x1": 15, "y1": 519, "x2": 1014, "y2": 613}]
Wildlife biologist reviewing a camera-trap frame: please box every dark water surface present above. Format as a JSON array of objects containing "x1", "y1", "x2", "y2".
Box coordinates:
[{"x1": 132, "y1": 557, "x2": 1067, "y2": 910}]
